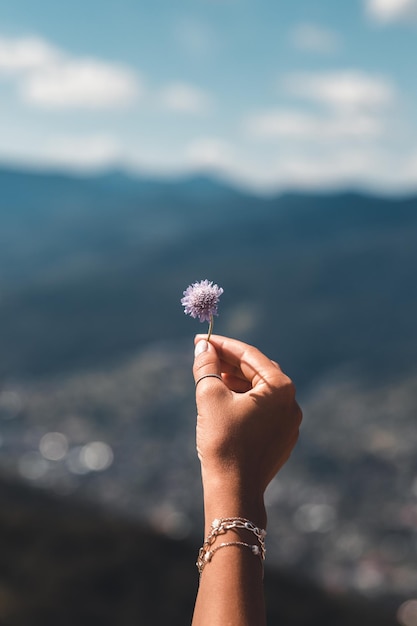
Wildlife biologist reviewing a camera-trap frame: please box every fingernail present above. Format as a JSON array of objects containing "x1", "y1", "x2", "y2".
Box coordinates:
[{"x1": 194, "y1": 340, "x2": 209, "y2": 357}]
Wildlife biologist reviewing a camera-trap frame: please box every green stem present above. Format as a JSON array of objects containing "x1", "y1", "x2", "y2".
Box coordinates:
[{"x1": 207, "y1": 315, "x2": 214, "y2": 342}]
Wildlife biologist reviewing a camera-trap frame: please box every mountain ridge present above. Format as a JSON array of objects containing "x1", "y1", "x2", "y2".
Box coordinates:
[{"x1": 0, "y1": 165, "x2": 415, "y2": 385}]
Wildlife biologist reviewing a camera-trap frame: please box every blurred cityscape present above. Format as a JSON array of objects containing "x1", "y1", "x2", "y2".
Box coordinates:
[{"x1": 0, "y1": 339, "x2": 416, "y2": 603}]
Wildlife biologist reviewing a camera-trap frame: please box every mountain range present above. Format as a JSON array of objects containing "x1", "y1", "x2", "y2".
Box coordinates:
[{"x1": 0, "y1": 165, "x2": 415, "y2": 388}]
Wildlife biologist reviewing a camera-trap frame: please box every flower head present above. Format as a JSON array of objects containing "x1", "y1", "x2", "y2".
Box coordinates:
[{"x1": 181, "y1": 280, "x2": 224, "y2": 323}]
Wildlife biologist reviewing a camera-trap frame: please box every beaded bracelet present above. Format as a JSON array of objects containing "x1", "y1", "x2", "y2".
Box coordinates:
[{"x1": 196, "y1": 517, "x2": 267, "y2": 574}]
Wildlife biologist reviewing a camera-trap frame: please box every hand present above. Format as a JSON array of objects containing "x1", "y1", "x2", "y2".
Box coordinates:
[
  {"x1": 193, "y1": 335, "x2": 302, "y2": 511},
  {"x1": 192, "y1": 335, "x2": 302, "y2": 626}
]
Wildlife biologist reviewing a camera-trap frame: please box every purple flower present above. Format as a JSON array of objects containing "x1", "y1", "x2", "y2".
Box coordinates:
[{"x1": 181, "y1": 280, "x2": 224, "y2": 323}]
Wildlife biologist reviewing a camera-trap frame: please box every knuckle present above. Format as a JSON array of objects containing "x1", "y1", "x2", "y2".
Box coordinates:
[
  {"x1": 196, "y1": 382, "x2": 215, "y2": 401},
  {"x1": 295, "y1": 404, "x2": 303, "y2": 426},
  {"x1": 280, "y1": 374, "x2": 296, "y2": 398}
]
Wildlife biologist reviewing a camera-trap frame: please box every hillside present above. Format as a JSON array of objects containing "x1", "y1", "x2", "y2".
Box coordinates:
[{"x1": 0, "y1": 473, "x2": 400, "y2": 626}]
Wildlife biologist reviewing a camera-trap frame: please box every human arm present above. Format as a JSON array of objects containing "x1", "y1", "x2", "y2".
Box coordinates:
[{"x1": 191, "y1": 334, "x2": 302, "y2": 626}]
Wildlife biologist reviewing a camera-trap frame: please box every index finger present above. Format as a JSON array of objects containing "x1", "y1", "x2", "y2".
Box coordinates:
[{"x1": 194, "y1": 334, "x2": 282, "y2": 388}]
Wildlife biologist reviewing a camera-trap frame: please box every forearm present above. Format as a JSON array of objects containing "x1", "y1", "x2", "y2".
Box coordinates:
[{"x1": 192, "y1": 480, "x2": 267, "y2": 626}]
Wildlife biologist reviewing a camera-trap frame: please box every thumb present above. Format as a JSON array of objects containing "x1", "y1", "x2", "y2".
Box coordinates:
[{"x1": 193, "y1": 339, "x2": 223, "y2": 391}]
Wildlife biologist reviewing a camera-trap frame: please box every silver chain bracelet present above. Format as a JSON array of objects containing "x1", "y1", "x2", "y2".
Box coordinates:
[{"x1": 196, "y1": 517, "x2": 267, "y2": 574}]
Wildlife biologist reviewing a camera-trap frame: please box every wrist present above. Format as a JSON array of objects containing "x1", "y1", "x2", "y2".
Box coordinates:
[{"x1": 201, "y1": 473, "x2": 267, "y2": 533}]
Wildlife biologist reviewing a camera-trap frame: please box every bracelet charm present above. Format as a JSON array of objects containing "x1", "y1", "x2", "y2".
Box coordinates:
[{"x1": 196, "y1": 517, "x2": 267, "y2": 574}]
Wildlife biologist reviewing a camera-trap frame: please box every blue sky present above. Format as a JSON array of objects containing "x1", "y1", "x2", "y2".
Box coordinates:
[{"x1": 0, "y1": 0, "x2": 416, "y2": 192}]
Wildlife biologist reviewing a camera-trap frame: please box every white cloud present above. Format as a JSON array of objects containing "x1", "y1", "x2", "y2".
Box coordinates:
[
  {"x1": 272, "y1": 149, "x2": 417, "y2": 192},
  {"x1": 160, "y1": 82, "x2": 213, "y2": 114},
  {"x1": 218, "y1": 148, "x2": 412, "y2": 193},
  {"x1": 186, "y1": 137, "x2": 234, "y2": 168},
  {"x1": 399, "y1": 150, "x2": 417, "y2": 183},
  {"x1": 284, "y1": 71, "x2": 396, "y2": 111},
  {"x1": 244, "y1": 70, "x2": 398, "y2": 146},
  {"x1": 270, "y1": 151, "x2": 383, "y2": 188},
  {"x1": 0, "y1": 35, "x2": 141, "y2": 109},
  {"x1": 21, "y1": 60, "x2": 139, "y2": 109},
  {"x1": 0, "y1": 125, "x2": 125, "y2": 172},
  {"x1": 366, "y1": 0, "x2": 417, "y2": 22},
  {"x1": 0, "y1": 36, "x2": 57, "y2": 74},
  {"x1": 0, "y1": 35, "x2": 214, "y2": 113},
  {"x1": 123, "y1": 141, "x2": 417, "y2": 194},
  {"x1": 290, "y1": 23, "x2": 342, "y2": 54},
  {"x1": 245, "y1": 109, "x2": 383, "y2": 141}
]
